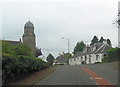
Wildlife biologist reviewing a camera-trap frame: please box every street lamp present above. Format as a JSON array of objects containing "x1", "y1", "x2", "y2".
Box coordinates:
[{"x1": 61, "y1": 37, "x2": 70, "y2": 53}]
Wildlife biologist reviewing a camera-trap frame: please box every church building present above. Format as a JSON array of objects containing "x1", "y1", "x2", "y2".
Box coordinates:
[{"x1": 22, "y1": 21, "x2": 36, "y2": 57}]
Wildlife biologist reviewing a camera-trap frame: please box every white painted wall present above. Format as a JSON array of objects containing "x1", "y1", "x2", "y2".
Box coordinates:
[
  {"x1": 98, "y1": 53, "x2": 104, "y2": 62},
  {"x1": 91, "y1": 54, "x2": 96, "y2": 64},
  {"x1": 86, "y1": 55, "x2": 89, "y2": 64},
  {"x1": 75, "y1": 57, "x2": 81, "y2": 65},
  {"x1": 69, "y1": 53, "x2": 104, "y2": 65}
]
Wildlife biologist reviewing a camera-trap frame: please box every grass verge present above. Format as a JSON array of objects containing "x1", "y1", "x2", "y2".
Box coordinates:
[{"x1": 8, "y1": 67, "x2": 55, "y2": 86}]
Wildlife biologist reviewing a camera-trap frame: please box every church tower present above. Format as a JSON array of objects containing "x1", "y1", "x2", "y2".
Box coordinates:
[{"x1": 22, "y1": 21, "x2": 36, "y2": 57}]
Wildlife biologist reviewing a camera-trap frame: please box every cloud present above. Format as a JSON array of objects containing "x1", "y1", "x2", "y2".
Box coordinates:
[{"x1": 1, "y1": 0, "x2": 118, "y2": 57}]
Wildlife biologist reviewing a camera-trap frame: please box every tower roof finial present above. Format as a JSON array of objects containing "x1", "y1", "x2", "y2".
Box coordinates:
[{"x1": 24, "y1": 21, "x2": 34, "y2": 28}]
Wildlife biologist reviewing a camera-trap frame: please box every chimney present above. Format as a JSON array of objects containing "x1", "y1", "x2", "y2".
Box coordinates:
[
  {"x1": 58, "y1": 53, "x2": 61, "y2": 57},
  {"x1": 86, "y1": 44, "x2": 89, "y2": 47},
  {"x1": 103, "y1": 39, "x2": 107, "y2": 44}
]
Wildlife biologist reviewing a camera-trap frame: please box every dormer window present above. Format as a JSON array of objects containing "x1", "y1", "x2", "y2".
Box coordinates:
[
  {"x1": 92, "y1": 46, "x2": 97, "y2": 51},
  {"x1": 83, "y1": 48, "x2": 88, "y2": 53}
]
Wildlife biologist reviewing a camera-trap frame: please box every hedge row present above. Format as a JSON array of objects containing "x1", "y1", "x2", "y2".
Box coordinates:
[
  {"x1": 2, "y1": 54, "x2": 50, "y2": 85},
  {"x1": 103, "y1": 48, "x2": 120, "y2": 62}
]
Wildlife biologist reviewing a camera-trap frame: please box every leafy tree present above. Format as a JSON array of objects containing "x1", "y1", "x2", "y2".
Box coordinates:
[
  {"x1": 103, "y1": 48, "x2": 119, "y2": 62},
  {"x1": 47, "y1": 53, "x2": 55, "y2": 66},
  {"x1": 73, "y1": 41, "x2": 86, "y2": 54},
  {"x1": 2, "y1": 41, "x2": 50, "y2": 85},
  {"x1": 90, "y1": 36, "x2": 99, "y2": 45},
  {"x1": 2, "y1": 41, "x2": 12, "y2": 54},
  {"x1": 66, "y1": 53, "x2": 72, "y2": 64},
  {"x1": 99, "y1": 37, "x2": 104, "y2": 43},
  {"x1": 107, "y1": 39, "x2": 112, "y2": 46}
]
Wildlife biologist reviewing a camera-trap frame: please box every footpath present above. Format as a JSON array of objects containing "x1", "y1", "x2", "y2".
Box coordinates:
[{"x1": 8, "y1": 67, "x2": 55, "y2": 86}]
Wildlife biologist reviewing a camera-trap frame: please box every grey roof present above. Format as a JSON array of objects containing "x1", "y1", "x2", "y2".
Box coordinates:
[
  {"x1": 56, "y1": 53, "x2": 70, "y2": 63},
  {"x1": 95, "y1": 44, "x2": 112, "y2": 54},
  {"x1": 71, "y1": 51, "x2": 83, "y2": 59},
  {"x1": 2, "y1": 40, "x2": 21, "y2": 46},
  {"x1": 24, "y1": 21, "x2": 34, "y2": 28},
  {"x1": 70, "y1": 42, "x2": 111, "y2": 59}
]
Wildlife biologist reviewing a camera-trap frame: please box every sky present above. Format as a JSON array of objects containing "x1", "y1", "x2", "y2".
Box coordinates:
[{"x1": 1, "y1": 0, "x2": 119, "y2": 58}]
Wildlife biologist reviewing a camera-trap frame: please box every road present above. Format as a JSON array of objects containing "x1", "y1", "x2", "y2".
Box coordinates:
[{"x1": 34, "y1": 62, "x2": 118, "y2": 86}]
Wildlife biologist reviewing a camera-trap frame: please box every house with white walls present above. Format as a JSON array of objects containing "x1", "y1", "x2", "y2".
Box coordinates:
[{"x1": 69, "y1": 40, "x2": 112, "y2": 65}]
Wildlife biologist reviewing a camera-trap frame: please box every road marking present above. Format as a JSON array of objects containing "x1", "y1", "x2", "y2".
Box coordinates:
[
  {"x1": 82, "y1": 67, "x2": 115, "y2": 87},
  {"x1": 94, "y1": 77, "x2": 103, "y2": 80}
]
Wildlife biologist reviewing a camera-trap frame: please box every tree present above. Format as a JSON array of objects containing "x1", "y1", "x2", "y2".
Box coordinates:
[
  {"x1": 90, "y1": 36, "x2": 99, "y2": 45},
  {"x1": 2, "y1": 41, "x2": 12, "y2": 55},
  {"x1": 36, "y1": 48, "x2": 42, "y2": 57},
  {"x1": 11, "y1": 44, "x2": 32, "y2": 56},
  {"x1": 107, "y1": 39, "x2": 112, "y2": 46},
  {"x1": 99, "y1": 37, "x2": 104, "y2": 43},
  {"x1": 73, "y1": 41, "x2": 86, "y2": 54},
  {"x1": 103, "y1": 48, "x2": 119, "y2": 62},
  {"x1": 2, "y1": 41, "x2": 50, "y2": 85},
  {"x1": 46, "y1": 53, "x2": 55, "y2": 66}
]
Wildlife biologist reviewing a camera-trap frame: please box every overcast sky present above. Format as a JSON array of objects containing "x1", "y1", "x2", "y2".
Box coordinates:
[{"x1": 1, "y1": 0, "x2": 119, "y2": 58}]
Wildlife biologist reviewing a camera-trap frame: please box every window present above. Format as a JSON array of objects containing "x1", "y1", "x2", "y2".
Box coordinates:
[
  {"x1": 93, "y1": 47, "x2": 96, "y2": 51},
  {"x1": 81, "y1": 57, "x2": 83, "y2": 61},
  {"x1": 96, "y1": 55, "x2": 99, "y2": 61}
]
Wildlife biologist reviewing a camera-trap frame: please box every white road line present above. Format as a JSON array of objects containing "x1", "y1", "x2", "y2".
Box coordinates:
[{"x1": 94, "y1": 77, "x2": 103, "y2": 80}]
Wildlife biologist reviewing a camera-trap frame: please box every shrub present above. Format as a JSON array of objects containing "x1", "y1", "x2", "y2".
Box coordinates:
[
  {"x1": 94, "y1": 62, "x2": 101, "y2": 64},
  {"x1": 2, "y1": 54, "x2": 49, "y2": 85},
  {"x1": 2, "y1": 42, "x2": 50, "y2": 85},
  {"x1": 103, "y1": 48, "x2": 120, "y2": 63}
]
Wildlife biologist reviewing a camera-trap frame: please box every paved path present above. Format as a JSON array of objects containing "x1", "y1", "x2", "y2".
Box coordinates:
[{"x1": 34, "y1": 62, "x2": 118, "y2": 86}]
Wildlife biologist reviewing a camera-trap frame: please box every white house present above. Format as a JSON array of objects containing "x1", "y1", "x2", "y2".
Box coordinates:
[{"x1": 69, "y1": 40, "x2": 112, "y2": 65}]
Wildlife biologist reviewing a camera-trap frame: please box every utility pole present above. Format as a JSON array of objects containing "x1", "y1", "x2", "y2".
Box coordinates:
[
  {"x1": 61, "y1": 37, "x2": 70, "y2": 53},
  {"x1": 118, "y1": 1, "x2": 120, "y2": 48}
]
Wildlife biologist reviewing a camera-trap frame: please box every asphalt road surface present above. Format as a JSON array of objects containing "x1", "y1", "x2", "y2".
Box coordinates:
[{"x1": 34, "y1": 62, "x2": 118, "y2": 85}]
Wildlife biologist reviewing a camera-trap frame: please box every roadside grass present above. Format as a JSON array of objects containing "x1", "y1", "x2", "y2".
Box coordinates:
[
  {"x1": 53, "y1": 63, "x2": 64, "y2": 67},
  {"x1": 8, "y1": 67, "x2": 55, "y2": 86}
]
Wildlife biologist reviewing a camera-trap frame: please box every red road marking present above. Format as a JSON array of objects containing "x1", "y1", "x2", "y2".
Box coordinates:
[{"x1": 82, "y1": 67, "x2": 115, "y2": 87}]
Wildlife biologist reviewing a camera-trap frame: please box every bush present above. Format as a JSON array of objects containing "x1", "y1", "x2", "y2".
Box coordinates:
[
  {"x1": 2, "y1": 54, "x2": 49, "y2": 85},
  {"x1": 94, "y1": 62, "x2": 101, "y2": 64},
  {"x1": 2, "y1": 42, "x2": 50, "y2": 85},
  {"x1": 103, "y1": 48, "x2": 120, "y2": 63}
]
